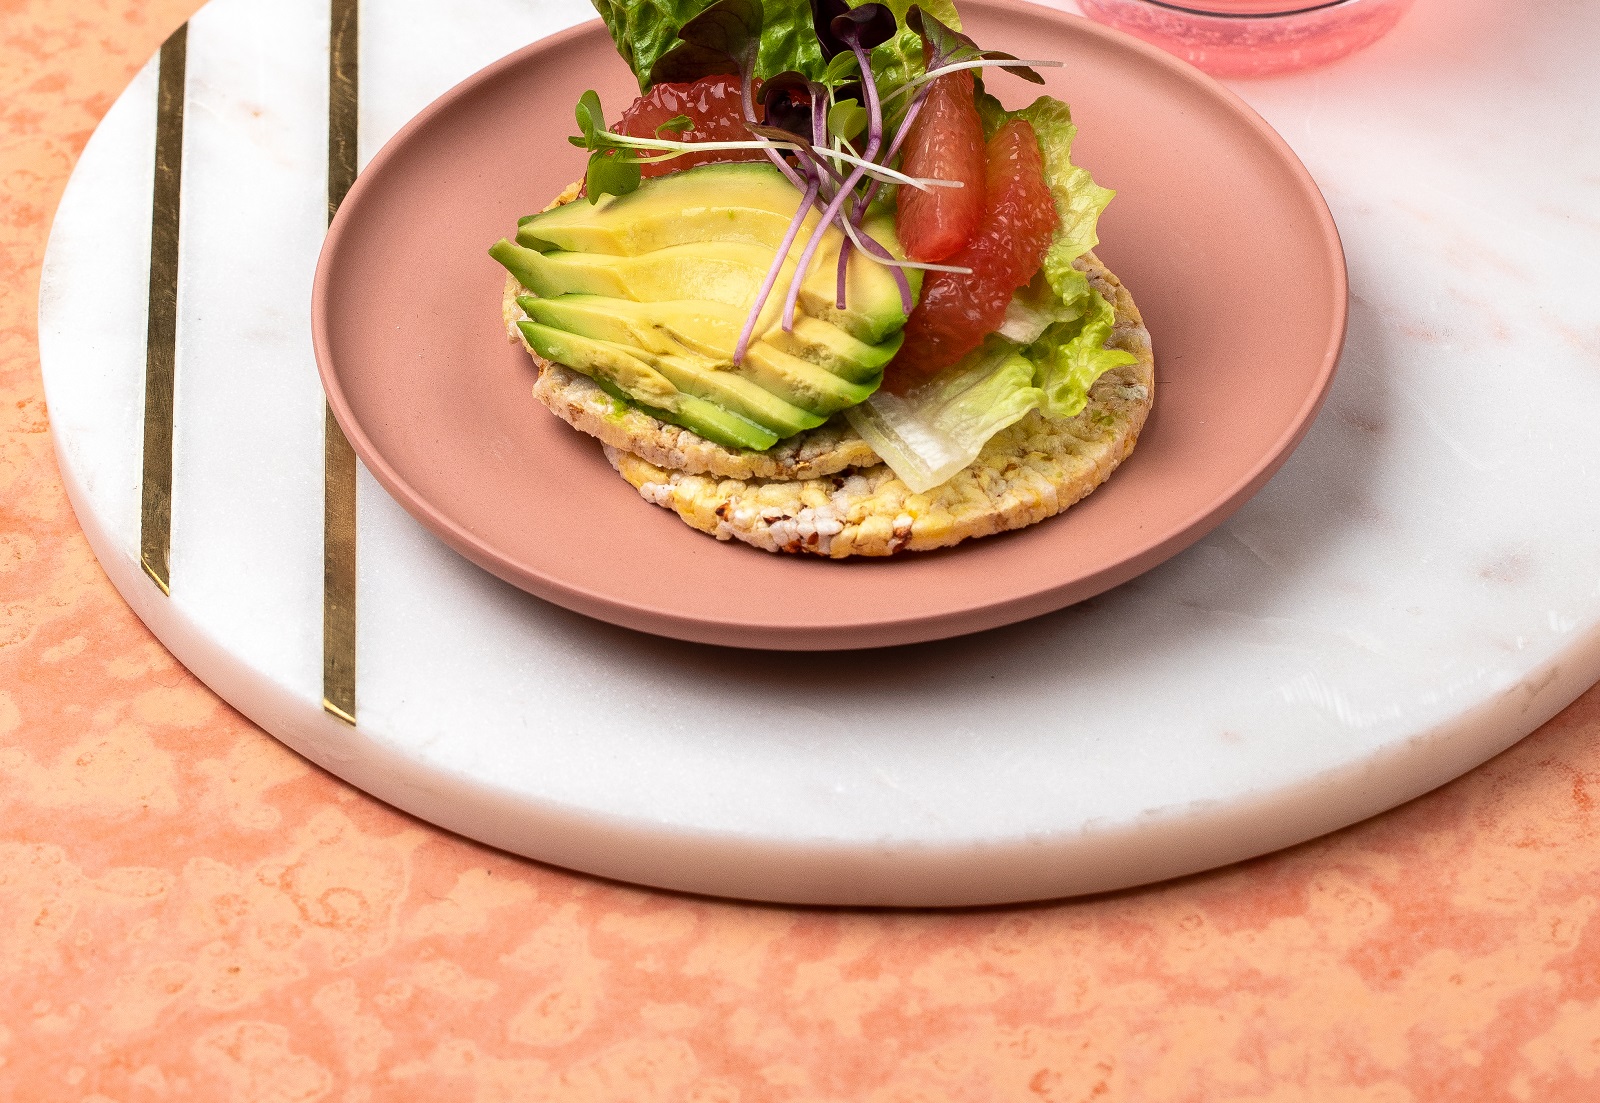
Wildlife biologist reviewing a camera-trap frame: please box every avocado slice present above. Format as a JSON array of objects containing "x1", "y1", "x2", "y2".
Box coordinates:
[
  {"x1": 518, "y1": 321, "x2": 777, "y2": 451},
  {"x1": 772, "y1": 318, "x2": 902, "y2": 384},
  {"x1": 591, "y1": 377, "x2": 780, "y2": 453},
  {"x1": 490, "y1": 239, "x2": 551, "y2": 296},
  {"x1": 625, "y1": 347, "x2": 827, "y2": 438},
  {"x1": 517, "y1": 163, "x2": 822, "y2": 256},
  {"x1": 505, "y1": 241, "x2": 763, "y2": 305},
  {"x1": 516, "y1": 320, "x2": 681, "y2": 411},
  {"x1": 520, "y1": 295, "x2": 895, "y2": 378},
  {"x1": 740, "y1": 344, "x2": 880, "y2": 413},
  {"x1": 519, "y1": 295, "x2": 888, "y2": 416},
  {"x1": 520, "y1": 295, "x2": 738, "y2": 359}
]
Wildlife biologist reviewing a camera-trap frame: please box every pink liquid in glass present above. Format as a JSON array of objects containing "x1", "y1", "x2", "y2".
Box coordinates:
[{"x1": 1077, "y1": 0, "x2": 1415, "y2": 77}]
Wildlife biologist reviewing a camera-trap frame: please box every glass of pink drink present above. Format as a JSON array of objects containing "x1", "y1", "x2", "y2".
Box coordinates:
[{"x1": 1076, "y1": 0, "x2": 1416, "y2": 77}]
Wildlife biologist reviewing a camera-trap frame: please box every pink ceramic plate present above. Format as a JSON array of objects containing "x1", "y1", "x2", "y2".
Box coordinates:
[{"x1": 313, "y1": 0, "x2": 1346, "y2": 651}]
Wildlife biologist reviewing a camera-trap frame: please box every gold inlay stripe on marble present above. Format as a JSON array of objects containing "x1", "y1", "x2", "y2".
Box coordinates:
[
  {"x1": 323, "y1": 0, "x2": 360, "y2": 725},
  {"x1": 140, "y1": 24, "x2": 188, "y2": 595},
  {"x1": 323, "y1": 406, "x2": 358, "y2": 727}
]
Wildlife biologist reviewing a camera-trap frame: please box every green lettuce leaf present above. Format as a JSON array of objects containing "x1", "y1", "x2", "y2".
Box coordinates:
[
  {"x1": 591, "y1": 0, "x2": 827, "y2": 90},
  {"x1": 1023, "y1": 278, "x2": 1134, "y2": 419},
  {"x1": 589, "y1": 0, "x2": 960, "y2": 94},
  {"x1": 844, "y1": 340, "x2": 1042, "y2": 494},
  {"x1": 997, "y1": 270, "x2": 1084, "y2": 345}
]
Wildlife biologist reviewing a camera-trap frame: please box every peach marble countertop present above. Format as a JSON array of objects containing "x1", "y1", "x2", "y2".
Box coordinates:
[{"x1": 5, "y1": 1, "x2": 1600, "y2": 1099}]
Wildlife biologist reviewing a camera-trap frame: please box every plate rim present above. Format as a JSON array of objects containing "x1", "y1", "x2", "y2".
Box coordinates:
[{"x1": 311, "y1": 0, "x2": 1348, "y2": 652}]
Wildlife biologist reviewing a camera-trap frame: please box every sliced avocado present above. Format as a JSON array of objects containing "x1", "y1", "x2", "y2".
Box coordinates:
[
  {"x1": 517, "y1": 163, "x2": 822, "y2": 256},
  {"x1": 520, "y1": 294, "x2": 890, "y2": 376},
  {"x1": 741, "y1": 344, "x2": 880, "y2": 413},
  {"x1": 506, "y1": 241, "x2": 761, "y2": 303},
  {"x1": 519, "y1": 322, "x2": 776, "y2": 451},
  {"x1": 589, "y1": 376, "x2": 780, "y2": 453},
  {"x1": 516, "y1": 321, "x2": 681, "y2": 411},
  {"x1": 494, "y1": 181, "x2": 923, "y2": 449},
  {"x1": 794, "y1": 208, "x2": 920, "y2": 344},
  {"x1": 651, "y1": 394, "x2": 780, "y2": 452},
  {"x1": 519, "y1": 295, "x2": 885, "y2": 416},
  {"x1": 491, "y1": 239, "x2": 551, "y2": 294},
  {"x1": 771, "y1": 317, "x2": 902, "y2": 383},
  {"x1": 520, "y1": 295, "x2": 737, "y2": 359},
  {"x1": 625, "y1": 347, "x2": 827, "y2": 438}
]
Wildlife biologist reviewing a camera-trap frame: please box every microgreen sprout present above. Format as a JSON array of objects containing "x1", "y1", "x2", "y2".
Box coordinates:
[
  {"x1": 570, "y1": 111, "x2": 953, "y2": 195},
  {"x1": 734, "y1": 173, "x2": 820, "y2": 365},
  {"x1": 826, "y1": 99, "x2": 868, "y2": 145},
  {"x1": 881, "y1": 57, "x2": 1063, "y2": 107}
]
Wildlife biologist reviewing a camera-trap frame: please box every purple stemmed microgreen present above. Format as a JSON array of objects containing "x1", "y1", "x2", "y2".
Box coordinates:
[
  {"x1": 733, "y1": 171, "x2": 821, "y2": 364},
  {"x1": 757, "y1": 76, "x2": 847, "y2": 188},
  {"x1": 777, "y1": 4, "x2": 897, "y2": 331},
  {"x1": 827, "y1": 85, "x2": 869, "y2": 305},
  {"x1": 759, "y1": 72, "x2": 819, "y2": 141},
  {"x1": 737, "y1": 86, "x2": 826, "y2": 364},
  {"x1": 742, "y1": 121, "x2": 943, "y2": 191},
  {"x1": 909, "y1": 5, "x2": 1050, "y2": 82},
  {"x1": 883, "y1": 56, "x2": 1061, "y2": 105},
  {"x1": 830, "y1": 6, "x2": 896, "y2": 153}
]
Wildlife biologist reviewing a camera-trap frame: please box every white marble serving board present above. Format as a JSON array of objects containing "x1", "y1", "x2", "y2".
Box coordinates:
[{"x1": 37, "y1": 0, "x2": 1600, "y2": 905}]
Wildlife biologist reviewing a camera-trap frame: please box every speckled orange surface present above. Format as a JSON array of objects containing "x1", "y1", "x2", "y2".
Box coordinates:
[{"x1": 5, "y1": 2, "x2": 1600, "y2": 1099}]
